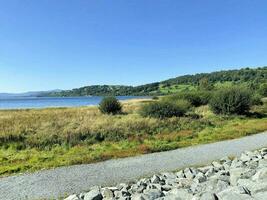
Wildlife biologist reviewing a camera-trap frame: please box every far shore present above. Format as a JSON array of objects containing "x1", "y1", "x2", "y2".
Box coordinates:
[{"x1": 0, "y1": 96, "x2": 152, "y2": 111}]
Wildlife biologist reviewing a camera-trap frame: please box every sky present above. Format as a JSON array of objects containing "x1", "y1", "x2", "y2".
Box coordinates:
[{"x1": 0, "y1": 0, "x2": 267, "y2": 93}]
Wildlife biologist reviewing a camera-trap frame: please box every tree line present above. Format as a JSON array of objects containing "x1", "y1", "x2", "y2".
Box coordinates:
[{"x1": 48, "y1": 67, "x2": 267, "y2": 97}]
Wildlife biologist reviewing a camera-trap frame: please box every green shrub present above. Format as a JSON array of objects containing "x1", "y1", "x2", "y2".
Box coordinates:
[
  {"x1": 209, "y1": 87, "x2": 252, "y2": 115},
  {"x1": 259, "y1": 83, "x2": 267, "y2": 97},
  {"x1": 164, "y1": 91, "x2": 211, "y2": 107},
  {"x1": 140, "y1": 100, "x2": 190, "y2": 118},
  {"x1": 99, "y1": 96, "x2": 122, "y2": 114},
  {"x1": 251, "y1": 93, "x2": 263, "y2": 106}
]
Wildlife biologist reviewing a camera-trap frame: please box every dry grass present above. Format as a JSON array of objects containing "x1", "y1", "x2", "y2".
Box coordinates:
[{"x1": 0, "y1": 102, "x2": 267, "y2": 176}]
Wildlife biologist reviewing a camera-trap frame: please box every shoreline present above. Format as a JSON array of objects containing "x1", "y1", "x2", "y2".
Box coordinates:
[{"x1": 0, "y1": 96, "x2": 152, "y2": 111}]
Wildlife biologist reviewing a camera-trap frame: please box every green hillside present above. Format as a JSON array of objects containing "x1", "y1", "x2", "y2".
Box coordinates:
[{"x1": 48, "y1": 67, "x2": 267, "y2": 96}]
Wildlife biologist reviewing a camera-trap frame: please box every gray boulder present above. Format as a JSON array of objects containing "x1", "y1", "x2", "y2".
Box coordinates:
[
  {"x1": 151, "y1": 175, "x2": 161, "y2": 184},
  {"x1": 237, "y1": 179, "x2": 267, "y2": 194},
  {"x1": 101, "y1": 188, "x2": 114, "y2": 199},
  {"x1": 199, "y1": 192, "x2": 216, "y2": 200},
  {"x1": 143, "y1": 188, "x2": 163, "y2": 200},
  {"x1": 253, "y1": 191, "x2": 267, "y2": 200},
  {"x1": 84, "y1": 186, "x2": 103, "y2": 200},
  {"x1": 167, "y1": 188, "x2": 193, "y2": 200},
  {"x1": 216, "y1": 186, "x2": 253, "y2": 200},
  {"x1": 252, "y1": 168, "x2": 267, "y2": 182}
]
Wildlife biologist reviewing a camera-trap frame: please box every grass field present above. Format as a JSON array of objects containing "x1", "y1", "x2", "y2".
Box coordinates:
[{"x1": 0, "y1": 100, "x2": 267, "y2": 176}]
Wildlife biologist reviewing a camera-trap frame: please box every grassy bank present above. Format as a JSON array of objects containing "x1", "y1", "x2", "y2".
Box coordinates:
[{"x1": 0, "y1": 100, "x2": 267, "y2": 176}]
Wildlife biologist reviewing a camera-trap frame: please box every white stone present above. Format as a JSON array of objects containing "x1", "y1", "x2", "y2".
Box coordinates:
[{"x1": 64, "y1": 194, "x2": 79, "y2": 200}]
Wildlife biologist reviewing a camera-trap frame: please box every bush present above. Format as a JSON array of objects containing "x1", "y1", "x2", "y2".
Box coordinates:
[
  {"x1": 259, "y1": 83, "x2": 267, "y2": 97},
  {"x1": 251, "y1": 93, "x2": 263, "y2": 106},
  {"x1": 164, "y1": 91, "x2": 211, "y2": 107},
  {"x1": 99, "y1": 96, "x2": 122, "y2": 114},
  {"x1": 209, "y1": 87, "x2": 252, "y2": 115},
  {"x1": 140, "y1": 100, "x2": 190, "y2": 118}
]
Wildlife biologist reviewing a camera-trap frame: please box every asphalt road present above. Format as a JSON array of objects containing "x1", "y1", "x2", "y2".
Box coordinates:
[{"x1": 1, "y1": 131, "x2": 267, "y2": 200}]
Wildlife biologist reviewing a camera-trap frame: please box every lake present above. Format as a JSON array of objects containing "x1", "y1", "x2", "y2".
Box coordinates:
[{"x1": 0, "y1": 96, "x2": 149, "y2": 109}]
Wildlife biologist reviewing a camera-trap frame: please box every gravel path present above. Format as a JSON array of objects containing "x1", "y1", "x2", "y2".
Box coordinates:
[{"x1": 1, "y1": 131, "x2": 267, "y2": 200}]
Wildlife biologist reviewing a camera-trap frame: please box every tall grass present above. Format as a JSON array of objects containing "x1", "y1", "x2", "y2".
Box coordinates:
[{"x1": 0, "y1": 101, "x2": 266, "y2": 176}]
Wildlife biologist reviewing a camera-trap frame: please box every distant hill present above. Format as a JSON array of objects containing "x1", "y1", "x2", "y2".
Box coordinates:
[
  {"x1": 48, "y1": 67, "x2": 267, "y2": 97},
  {"x1": 0, "y1": 90, "x2": 62, "y2": 98}
]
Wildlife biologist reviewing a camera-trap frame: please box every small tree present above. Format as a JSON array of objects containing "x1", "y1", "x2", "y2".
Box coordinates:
[
  {"x1": 99, "y1": 96, "x2": 122, "y2": 114},
  {"x1": 209, "y1": 86, "x2": 251, "y2": 115}
]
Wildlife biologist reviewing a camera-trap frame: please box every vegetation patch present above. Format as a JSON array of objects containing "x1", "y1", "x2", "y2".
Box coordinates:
[
  {"x1": 140, "y1": 100, "x2": 190, "y2": 118},
  {"x1": 0, "y1": 96, "x2": 266, "y2": 176},
  {"x1": 209, "y1": 86, "x2": 252, "y2": 115},
  {"x1": 99, "y1": 96, "x2": 122, "y2": 115}
]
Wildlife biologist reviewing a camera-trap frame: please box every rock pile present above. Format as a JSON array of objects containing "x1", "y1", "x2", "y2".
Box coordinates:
[{"x1": 65, "y1": 148, "x2": 267, "y2": 200}]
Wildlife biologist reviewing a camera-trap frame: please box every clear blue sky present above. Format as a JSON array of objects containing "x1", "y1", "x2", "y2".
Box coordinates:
[{"x1": 0, "y1": 0, "x2": 267, "y2": 93}]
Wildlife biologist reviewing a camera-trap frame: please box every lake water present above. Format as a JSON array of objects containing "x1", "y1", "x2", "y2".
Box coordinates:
[{"x1": 0, "y1": 96, "x2": 149, "y2": 109}]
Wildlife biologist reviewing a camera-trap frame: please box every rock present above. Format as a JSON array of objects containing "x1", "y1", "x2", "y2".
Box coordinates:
[
  {"x1": 165, "y1": 179, "x2": 179, "y2": 187},
  {"x1": 167, "y1": 188, "x2": 193, "y2": 200},
  {"x1": 231, "y1": 158, "x2": 245, "y2": 168},
  {"x1": 131, "y1": 193, "x2": 147, "y2": 200},
  {"x1": 216, "y1": 186, "x2": 254, "y2": 200},
  {"x1": 212, "y1": 161, "x2": 224, "y2": 170},
  {"x1": 215, "y1": 180, "x2": 229, "y2": 193},
  {"x1": 151, "y1": 175, "x2": 160, "y2": 184},
  {"x1": 101, "y1": 188, "x2": 114, "y2": 199},
  {"x1": 79, "y1": 193, "x2": 85, "y2": 199},
  {"x1": 184, "y1": 168, "x2": 195, "y2": 179},
  {"x1": 246, "y1": 160, "x2": 258, "y2": 169},
  {"x1": 198, "y1": 166, "x2": 214, "y2": 174},
  {"x1": 161, "y1": 172, "x2": 177, "y2": 180},
  {"x1": 258, "y1": 159, "x2": 267, "y2": 168},
  {"x1": 177, "y1": 178, "x2": 193, "y2": 188},
  {"x1": 137, "y1": 179, "x2": 148, "y2": 187},
  {"x1": 194, "y1": 173, "x2": 206, "y2": 183},
  {"x1": 159, "y1": 195, "x2": 182, "y2": 200},
  {"x1": 64, "y1": 194, "x2": 80, "y2": 200},
  {"x1": 260, "y1": 148, "x2": 267, "y2": 156},
  {"x1": 240, "y1": 153, "x2": 251, "y2": 162},
  {"x1": 205, "y1": 168, "x2": 215, "y2": 177},
  {"x1": 161, "y1": 185, "x2": 172, "y2": 191},
  {"x1": 143, "y1": 188, "x2": 162, "y2": 199},
  {"x1": 114, "y1": 190, "x2": 130, "y2": 199},
  {"x1": 229, "y1": 168, "x2": 254, "y2": 185},
  {"x1": 150, "y1": 184, "x2": 162, "y2": 191},
  {"x1": 67, "y1": 148, "x2": 267, "y2": 200},
  {"x1": 211, "y1": 174, "x2": 230, "y2": 184},
  {"x1": 135, "y1": 185, "x2": 146, "y2": 193},
  {"x1": 198, "y1": 178, "x2": 218, "y2": 193},
  {"x1": 84, "y1": 186, "x2": 103, "y2": 200},
  {"x1": 252, "y1": 168, "x2": 267, "y2": 182},
  {"x1": 176, "y1": 170, "x2": 185, "y2": 178},
  {"x1": 199, "y1": 192, "x2": 216, "y2": 200},
  {"x1": 106, "y1": 187, "x2": 119, "y2": 191},
  {"x1": 237, "y1": 179, "x2": 267, "y2": 194},
  {"x1": 253, "y1": 191, "x2": 267, "y2": 200}
]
